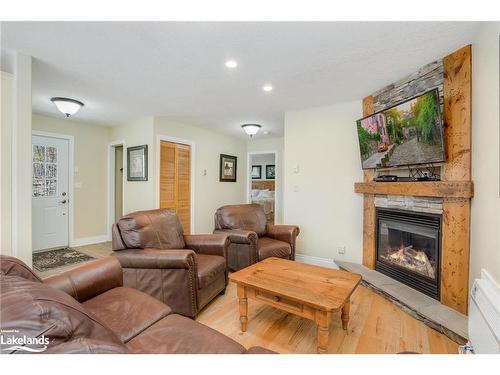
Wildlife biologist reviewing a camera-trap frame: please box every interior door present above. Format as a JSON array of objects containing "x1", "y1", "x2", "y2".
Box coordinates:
[
  {"x1": 32, "y1": 135, "x2": 69, "y2": 251},
  {"x1": 159, "y1": 141, "x2": 191, "y2": 234}
]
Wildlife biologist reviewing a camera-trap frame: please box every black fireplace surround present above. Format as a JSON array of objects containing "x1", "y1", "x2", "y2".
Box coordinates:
[{"x1": 376, "y1": 208, "x2": 442, "y2": 300}]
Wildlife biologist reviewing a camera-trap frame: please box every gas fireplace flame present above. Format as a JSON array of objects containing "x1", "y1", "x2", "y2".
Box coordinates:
[{"x1": 383, "y1": 244, "x2": 436, "y2": 279}]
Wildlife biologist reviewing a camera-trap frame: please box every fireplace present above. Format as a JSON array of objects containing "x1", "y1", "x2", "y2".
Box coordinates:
[{"x1": 376, "y1": 208, "x2": 441, "y2": 300}]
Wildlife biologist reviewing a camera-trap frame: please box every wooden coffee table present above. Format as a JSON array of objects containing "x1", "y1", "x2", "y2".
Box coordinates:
[{"x1": 229, "y1": 257, "x2": 362, "y2": 354}]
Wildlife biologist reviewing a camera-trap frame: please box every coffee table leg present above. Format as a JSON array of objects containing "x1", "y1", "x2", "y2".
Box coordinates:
[
  {"x1": 341, "y1": 300, "x2": 350, "y2": 331},
  {"x1": 315, "y1": 310, "x2": 330, "y2": 354},
  {"x1": 237, "y1": 284, "x2": 248, "y2": 332}
]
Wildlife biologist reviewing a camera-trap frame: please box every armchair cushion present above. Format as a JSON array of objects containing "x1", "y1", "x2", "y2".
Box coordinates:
[
  {"x1": 116, "y1": 209, "x2": 186, "y2": 250},
  {"x1": 214, "y1": 204, "x2": 267, "y2": 237},
  {"x1": 44, "y1": 257, "x2": 123, "y2": 303},
  {"x1": 196, "y1": 254, "x2": 226, "y2": 289},
  {"x1": 113, "y1": 248, "x2": 196, "y2": 270},
  {"x1": 82, "y1": 287, "x2": 172, "y2": 343},
  {"x1": 257, "y1": 237, "x2": 291, "y2": 260},
  {"x1": 184, "y1": 234, "x2": 229, "y2": 258},
  {"x1": 126, "y1": 314, "x2": 247, "y2": 354}
]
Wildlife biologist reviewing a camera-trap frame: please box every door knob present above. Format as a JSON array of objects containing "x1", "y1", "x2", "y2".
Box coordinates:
[{"x1": 60, "y1": 199, "x2": 67, "y2": 204}]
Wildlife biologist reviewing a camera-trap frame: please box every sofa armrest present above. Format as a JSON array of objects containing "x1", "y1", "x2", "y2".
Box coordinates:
[
  {"x1": 213, "y1": 229, "x2": 258, "y2": 245},
  {"x1": 44, "y1": 257, "x2": 123, "y2": 303},
  {"x1": 113, "y1": 248, "x2": 196, "y2": 270},
  {"x1": 184, "y1": 234, "x2": 230, "y2": 258}
]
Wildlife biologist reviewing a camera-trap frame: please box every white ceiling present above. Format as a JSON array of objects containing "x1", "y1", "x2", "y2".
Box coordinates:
[{"x1": 1, "y1": 22, "x2": 481, "y2": 139}]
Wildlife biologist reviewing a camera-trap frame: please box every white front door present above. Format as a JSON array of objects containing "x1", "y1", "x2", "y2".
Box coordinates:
[{"x1": 32, "y1": 135, "x2": 70, "y2": 251}]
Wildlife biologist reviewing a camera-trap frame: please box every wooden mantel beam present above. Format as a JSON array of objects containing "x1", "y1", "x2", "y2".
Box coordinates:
[{"x1": 354, "y1": 181, "x2": 473, "y2": 199}]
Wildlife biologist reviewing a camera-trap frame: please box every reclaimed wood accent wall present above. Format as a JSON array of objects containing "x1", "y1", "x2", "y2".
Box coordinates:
[
  {"x1": 440, "y1": 46, "x2": 472, "y2": 314},
  {"x1": 359, "y1": 45, "x2": 472, "y2": 314},
  {"x1": 362, "y1": 95, "x2": 376, "y2": 269},
  {"x1": 372, "y1": 59, "x2": 444, "y2": 112}
]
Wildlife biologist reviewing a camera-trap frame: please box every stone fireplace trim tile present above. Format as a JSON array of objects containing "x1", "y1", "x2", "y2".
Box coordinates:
[{"x1": 335, "y1": 260, "x2": 468, "y2": 343}]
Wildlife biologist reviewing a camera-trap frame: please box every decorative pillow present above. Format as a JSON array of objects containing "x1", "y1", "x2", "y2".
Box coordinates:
[{"x1": 251, "y1": 189, "x2": 260, "y2": 198}]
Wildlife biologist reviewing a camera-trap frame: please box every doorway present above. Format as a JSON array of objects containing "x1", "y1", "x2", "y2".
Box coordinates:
[
  {"x1": 114, "y1": 145, "x2": 124, "y2": 222},
  {"x1": 108, "y1": 141, "x2": 125, "y2": 234},
  {"x1": 31, "y1": 134, "x2": 71, "y2": 251},
  {"x1": 159, "y1": 140, "x2": 192, "y2": 234},
  {"x1": 248, "y1": 152, "x2": 277, "y2": 225}
]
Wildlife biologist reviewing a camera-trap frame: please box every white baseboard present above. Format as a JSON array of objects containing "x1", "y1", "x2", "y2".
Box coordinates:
[
  {"x1": 70, "y1": 235, "x2": 110, "y2": 247},
  {"x1": 295, "y1": 254, "x2": 339, "y2": 269}
]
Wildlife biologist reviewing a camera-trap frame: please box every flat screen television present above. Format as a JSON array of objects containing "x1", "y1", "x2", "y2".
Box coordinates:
[{"x1": 356, "y1": 88, "x2": 445, "y2": 169}]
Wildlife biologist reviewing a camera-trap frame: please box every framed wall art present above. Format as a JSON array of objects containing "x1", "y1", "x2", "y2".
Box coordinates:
[
  {"x1": 220, "y1": 154, "x2": 237, "y2": 182},
  {"x1": 127, "y1": 145, "x2": 148, "y2": 181}
]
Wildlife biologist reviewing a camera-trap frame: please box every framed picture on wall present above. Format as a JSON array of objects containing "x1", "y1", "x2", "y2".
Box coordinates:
[
  {"x1": 220, "y1": 154, "x2": 237, "y2": 182},
  {"x1": 251, "y1": 165, "x2": 262, "y2": 179},
  {"x1": 266, "y1": 164, "x2": 275, "y2": 179},
  {"x1": 127, "y1": 145, "x2": 148, "y2": 181}
]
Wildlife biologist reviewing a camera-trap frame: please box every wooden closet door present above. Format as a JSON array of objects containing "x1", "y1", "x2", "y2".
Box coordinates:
[{"x1": 159, "y1": 141, "x2": 191, "y2": 234}]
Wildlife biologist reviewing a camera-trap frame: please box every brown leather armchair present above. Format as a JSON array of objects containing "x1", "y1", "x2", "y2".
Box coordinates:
[
  {"x1": 112, "y1": 209, "x2": 229, "y2": 318},
  {"x1": 214, "y1": 204, "x2": 300, "y2": 271}
]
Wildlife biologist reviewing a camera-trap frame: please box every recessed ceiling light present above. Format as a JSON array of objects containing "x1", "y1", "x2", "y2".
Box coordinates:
[
  {"x1": 225, "y1": 60, "x2": 238, "y2": 69},
  {"x1": 262, "y1": 84, "x2": 273, "y2": 92}
]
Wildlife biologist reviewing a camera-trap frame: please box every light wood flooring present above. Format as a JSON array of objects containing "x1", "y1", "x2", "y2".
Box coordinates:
[
  {"x1": 35, "y1": 242, "x2": 459, "y2": 354},
  {"x1": 197, "y1": 282, "x2": 459, "y2": 354}
]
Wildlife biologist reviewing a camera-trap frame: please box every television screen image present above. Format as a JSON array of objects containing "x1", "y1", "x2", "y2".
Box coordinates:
[{"x1": 356, "y1": 89, "x2": 445, "y2": 169}]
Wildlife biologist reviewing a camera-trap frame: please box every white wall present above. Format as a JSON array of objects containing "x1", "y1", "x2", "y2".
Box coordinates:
[
  {"x1": 109, "y1": 117, "x2": 156, "y2": 214},
  {"x1": 154, "y1": 118, "x2": 247, "y2": 234},
  {"x1": 470, "y1": 23, "x2": 500, "y2": 285},
  {"x1": 283, "y1": 101, "x2": 363, "y2": 263},
  {"x1": 32, "y1": 113, "x2": 111, "y2": 242},
  {"x1": 247, "y1": 137, "x2": 284, "y2": 223},
  {"x1": 11, "y1": 54, "x2": 32, "y2": 266},
  {"x1": 0, "y1": 71, "x2": 14, "y2": 256}
]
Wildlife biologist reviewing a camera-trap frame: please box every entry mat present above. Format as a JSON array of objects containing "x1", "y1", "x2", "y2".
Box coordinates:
[{"x1": 33, "y1": 247, "x2": 95, "y2": 272}]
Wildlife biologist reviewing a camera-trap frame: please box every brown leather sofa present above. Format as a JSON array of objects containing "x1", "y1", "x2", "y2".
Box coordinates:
[
  {"x1": 214, "y1": 204, "x2": 300, "y2": 271},
  {"x1": 112, "y1": 209, "x2": 229, "y2": 317},
  {"x1": 0, "y1": 255, "x2": 273, "y2": 354}
]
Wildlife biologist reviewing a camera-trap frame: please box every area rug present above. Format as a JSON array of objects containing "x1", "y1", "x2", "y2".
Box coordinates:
[{"x1": 33, "y1": 248, "x2": 95, "y2": 272}]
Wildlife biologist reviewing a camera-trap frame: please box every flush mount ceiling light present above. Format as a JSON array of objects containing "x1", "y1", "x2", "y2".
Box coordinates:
[
  {"x1": 225, "y1": 59, "x2": 238, "y2": 69},
  {"x1": 50, "y1": 97, "x2": 84, "y2": 117},
  {"x1": 262, "y1": 84, "x2": 273, "y2": 92},
  {"x1": 241, "y1": 123, "x2": 261, "y2": 137}
]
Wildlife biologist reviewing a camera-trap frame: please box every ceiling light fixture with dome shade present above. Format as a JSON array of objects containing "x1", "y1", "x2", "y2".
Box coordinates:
[
  {"x1": 241, "y1": 123, "x2": 261, "y2": 137},
  {"x1": 51, "y1": 97, "x2": 84, "y2": 117}
]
